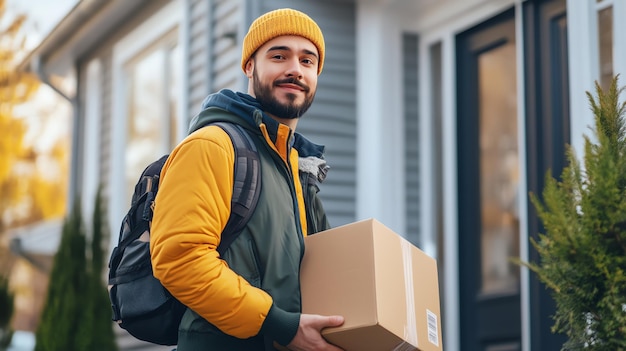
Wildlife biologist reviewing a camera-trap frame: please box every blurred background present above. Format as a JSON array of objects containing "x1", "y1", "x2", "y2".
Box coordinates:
[{"x1": 1, "y1": 0, "x2": 76, "y2": 348}]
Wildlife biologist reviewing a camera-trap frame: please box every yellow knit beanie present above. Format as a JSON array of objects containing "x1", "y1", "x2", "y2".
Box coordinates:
[{"x1": 241, "y1": 8, "x2": 325, "y2": 75}]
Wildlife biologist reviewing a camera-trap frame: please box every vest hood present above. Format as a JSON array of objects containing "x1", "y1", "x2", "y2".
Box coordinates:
[{"x1": 190, "y1": 89, "x2": 326, "y2": 159}]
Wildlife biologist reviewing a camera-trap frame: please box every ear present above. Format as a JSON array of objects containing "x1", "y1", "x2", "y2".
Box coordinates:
[{"x1": 244, "y1": 59, "x2": 254, "y2": 78}]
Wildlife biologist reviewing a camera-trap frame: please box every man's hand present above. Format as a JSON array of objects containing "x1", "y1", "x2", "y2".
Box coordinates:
[{"x1": 286, "y1": 313, "x2": 345, "y2": 351}]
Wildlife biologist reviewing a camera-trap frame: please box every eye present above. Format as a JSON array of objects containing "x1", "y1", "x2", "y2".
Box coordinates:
[
  {"x1": 271, "y1": 54, "x2": 285, "y2": 60},
  {"x1": 302, "y1": 58, "x2": 314, "y2": 65}
]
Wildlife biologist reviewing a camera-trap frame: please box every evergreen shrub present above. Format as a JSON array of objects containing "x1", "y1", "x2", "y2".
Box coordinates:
[
  {"x1": 526, "y1": 76, "x2": 626, "y2": 350},
  {"x1": 35, "y1": 189, "x2": 117, "y2": 351}
]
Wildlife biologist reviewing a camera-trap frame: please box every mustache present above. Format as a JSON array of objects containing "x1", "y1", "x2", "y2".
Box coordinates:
[{"x1": 274, "y1": 77, "x2": 310, "y2": 92}]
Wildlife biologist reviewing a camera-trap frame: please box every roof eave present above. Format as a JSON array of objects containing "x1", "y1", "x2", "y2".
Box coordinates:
[{"x1": 18, "y1": 0, "x2": 151, "y2": 75}]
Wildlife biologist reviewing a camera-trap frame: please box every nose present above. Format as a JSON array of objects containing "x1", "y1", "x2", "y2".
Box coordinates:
[{"x1": 285, "y1": 57, "x2": 303, "y2": 79}]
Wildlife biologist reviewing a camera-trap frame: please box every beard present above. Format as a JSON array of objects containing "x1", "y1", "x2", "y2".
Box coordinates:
[{"x1": 253, "y1": 69, "x2": 315, "y2": 120}]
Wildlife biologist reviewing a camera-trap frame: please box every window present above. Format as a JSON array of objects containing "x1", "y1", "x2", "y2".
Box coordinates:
[
  {"x1": 125, "y1": 38, "x2": 181, "y2": 204},
  {"x1": 109, "y1": 0, "x2": 184, "y2": 249},
  {"x1": 477, "y1": 41, "x2": 519, "y2": 294}
]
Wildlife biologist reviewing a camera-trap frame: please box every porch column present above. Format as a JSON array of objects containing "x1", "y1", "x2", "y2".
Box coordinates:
[
  {"x1": 355, "y1": 2, "x2": 406, "y2": 235},
  {"x1": 566, "y1": 0, "x2": 596, "y2": 158}
]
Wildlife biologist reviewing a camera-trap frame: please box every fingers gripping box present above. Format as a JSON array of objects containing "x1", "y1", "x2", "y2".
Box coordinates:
[{"x1": 300, "y1": 218, "x2": 443, "y2": 351}]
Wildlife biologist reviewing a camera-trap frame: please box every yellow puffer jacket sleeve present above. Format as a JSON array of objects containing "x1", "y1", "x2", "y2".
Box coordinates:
[{"x1": 150, "y1": 125, "x2": 273, "y2": 338}]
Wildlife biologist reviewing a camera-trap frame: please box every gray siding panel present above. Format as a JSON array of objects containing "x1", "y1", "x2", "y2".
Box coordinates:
[
  {"x1": 213, "y1": 45, "x2": 241, "y2": 75},
  {"x1": 188, "y1": 0, "x2": 210, "y2": 114},
  {"x1": 255, "y1": 0, "x2": 358, "y2": 227},
  {"x1": 215, "y1": 0, "x2": 239, "y2": 17},
  {"x1": 403, "y1": 33, "x2": 420, "y2": 245},
  {"x1": 210, "y1": 0, "x2": 244, "y2": 92}
]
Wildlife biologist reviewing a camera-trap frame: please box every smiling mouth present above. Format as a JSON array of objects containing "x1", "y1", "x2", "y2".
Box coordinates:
[
  {"x1": 274, "y1": 78, "x2": 309, "y2": 92},
  {"x1": 277, "y1": 84, "x2": 304, "y2": 92}
]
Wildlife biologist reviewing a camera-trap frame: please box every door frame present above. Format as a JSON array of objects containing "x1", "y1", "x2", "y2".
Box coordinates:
[{"x1": 523, "y1": 0, "x2": 569, "y2": 349}]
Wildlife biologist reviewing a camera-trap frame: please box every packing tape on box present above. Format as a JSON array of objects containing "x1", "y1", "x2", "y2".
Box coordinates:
[{"x1": 401, "y1": 240, "x2": 418, "y2": 348}]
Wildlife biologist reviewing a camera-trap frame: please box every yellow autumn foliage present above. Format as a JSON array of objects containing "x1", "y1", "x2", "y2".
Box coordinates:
[{"x1": 0, "y1": 0, "x2": 67, "y2": 232}]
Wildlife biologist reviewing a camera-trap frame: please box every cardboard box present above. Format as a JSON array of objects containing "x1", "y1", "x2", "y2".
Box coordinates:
[{"x1": 301, "y1": 218, "x2": 442, "y2": 351}]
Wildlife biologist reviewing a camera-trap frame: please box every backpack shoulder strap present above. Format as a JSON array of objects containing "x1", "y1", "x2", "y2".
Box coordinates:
[
  {"x1": 117, "y1": 154, "x2": 169, "y2": 251},
  {"x1": 212, "y1": 122, "x2": 261, "y2": 255}
]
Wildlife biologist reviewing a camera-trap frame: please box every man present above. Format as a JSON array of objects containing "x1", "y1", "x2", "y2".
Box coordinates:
[{"x1": 150, "y1": 8, "x2": 344, "y2": 351}]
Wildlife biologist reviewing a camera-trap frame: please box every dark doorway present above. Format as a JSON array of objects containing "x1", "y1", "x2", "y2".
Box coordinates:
[{"x1": 457, "y1": 8, "x2": 521, "y2": 351}]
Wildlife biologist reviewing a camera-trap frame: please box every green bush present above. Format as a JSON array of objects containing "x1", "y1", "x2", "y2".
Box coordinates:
[
  {"x1": 78, "y1": 187, "x2": 117, "y2": 350},
  {"x1": 526, "y1": 76, "x2": 626, "y2": 350},
  {"x1": 0, "y1": 274, "x2": 14, "y2": 349},
  {"x1": 35, "y1": 188, "x2": 117, "y2": 351},
  {"x1": 35, "y1": 198, "x2": 87, "y2": 350}
]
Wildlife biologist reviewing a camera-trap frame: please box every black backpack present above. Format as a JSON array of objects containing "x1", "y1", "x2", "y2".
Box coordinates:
[{"x1": 108, "y1": 122, "x2": 261, "y2": 346}]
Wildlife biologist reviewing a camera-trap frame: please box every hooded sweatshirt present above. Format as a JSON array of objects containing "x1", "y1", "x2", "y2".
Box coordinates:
[{"x1": 150, "y1": 89, "x2": 330, "y2": 350}]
